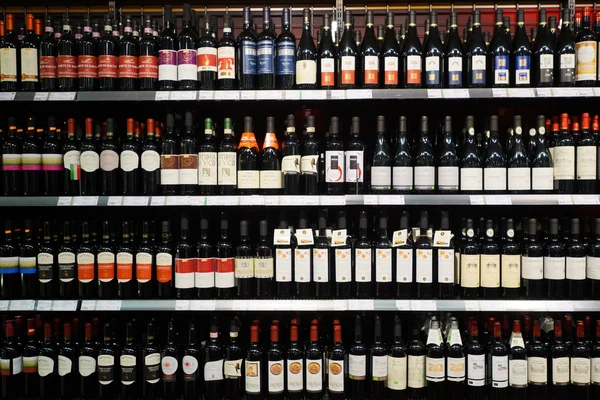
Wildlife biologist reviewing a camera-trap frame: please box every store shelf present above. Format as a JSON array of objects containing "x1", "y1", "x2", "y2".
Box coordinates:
[
  {"x1": 2, "y1": 194, "x2": 599, "y2": 207},
  {"x1": 1, "y1": 87, "x2": 598, "y2": 102},
  {"x1": 4, "y1": 299, "x2": 598, "y2": 312}
]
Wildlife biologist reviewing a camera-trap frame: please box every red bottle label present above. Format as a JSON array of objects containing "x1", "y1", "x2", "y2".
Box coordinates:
[
  {"x1": 39, "y1": 56, "x2": 57, "y2": 78},
  {"x1": 138, "y1": 55, "x2": 158, "y2": 79},
  {"x1": 56, "y1": 55, "x2": 77, "y2": 78},
  {"x1": 156, "y1": 265, "x2": 172, "y2": 283},
  {"x1": 78, "y1": 55, "x2": 98, "y2": 78},
  {"x1": 175, "y1": 258, "x2": 195, "y2": 274},
  {"x1": 118, "y1": 55, "x2": 138, "y2": 78},
  {"x1": 216, "y1": 258, "x2": 234, "y2": 273},
  {"x1": 196, "y1": 258, "x2": 215, "y2": 273},
  {"x1": 98, "y1": 55, "x2": 118, "y2": 78}
]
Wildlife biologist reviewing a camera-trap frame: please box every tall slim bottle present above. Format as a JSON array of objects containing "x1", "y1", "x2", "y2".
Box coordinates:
[
  {"x1": 402, "y1": 11, "x2": 422, "y2": 87},
  {"x1": 466, "y1": 11, "x2": 487, "y2": 87},
  {"x1": 576, "y1": 7, "x2": 597, "y2": 85},
  {"x1": 158, "y1": 5, "x2": 177, "y2": 90},
  {"x1": 237, "y1": 7, "x2": 256, "y2": 90},
  {"x1": 317, "y1": 15, "x2": 335, "y2": 88},
  {"x1": 338, "y1": 11, "x2": 358, "y2": 89},
  {"x1": 523, "y1": 218, "x2": 544, "y2": 299},
  {"x1": 555, "y1": 9, "x2": 576, "y2": 86},
  {"x1": 553, "y1": 113, "x2": 575, "y2": 193},
  {"x1": 296, "y1": 8, "x2": 317, "y2": 89},
  {"x1": 313, "y1": 212, "x2": 331, "y2": 298},
  {"x1": 257, "y1": 7, "x2": 276, "y2": 89},
  {"x1": 345, "y1": 116, "x2": 364, "y2": 194}
]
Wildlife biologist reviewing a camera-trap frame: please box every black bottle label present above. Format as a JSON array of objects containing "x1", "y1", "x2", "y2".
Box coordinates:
[
  {"x1": 98, "y1": 354, "x2": 115, "y2": 384},
  {"x1": 58, "y1": 252, "x2": 76, "y2": 282},
  {"x1": 120, "y1": 355, "x2": 136, "y2": 384},
  {"x1": 144, "y1": 353, "x2": 160, "y2": 383},
  {"x1": 38, "y1": 252, "x2": 54, "y2": 283}
]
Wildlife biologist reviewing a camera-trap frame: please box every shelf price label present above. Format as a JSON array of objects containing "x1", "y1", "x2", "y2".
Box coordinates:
[
  {"x1": 346, "y1": 89, "x2": 372, "y2": 99},
  {"x1": 9, "y1": 299, "x2": 35, "y2": 311},
  {"x1": 197, "y1": 91, "x2": 214, "y2": 100},
  {"x1": 0, "y1": 92, "x2": 16, "y2": 101},
  {"x1": 175, "y1": 300, "x2": 190, "y2": 310},
  {"x1": 72, "y1": 196, "x2": 99, "y2": 206},
  {"x1": 96, "y1": 300, "x2": 122, "y2": 311},
  {"x1": 57, "y1": 197, "x2": 73, "y2": 206},
  {"x1": 348, "y1": 300, "x2": 373, "y2": 310},
  {"x1": 107, "y1": 196, "x2": 123, "y2": 206},
  {"x1": 33, "y1": 92, "x2": 50, "y2": 101},
  {"x1": 190, "y1": 300, "x2": 216, "y2": 310},
  {"x1": 443, "y1": 89, "x2": 469, "y2": 99},
  {"x1": 170, "y1": 91, "x2": 197, "y2": 100},
  {"x1": 411, "y1": 300, "x2": 437, "y2": 311},
  {"x1": 36, "y1": 300, "x2": 53, "y2": 311},
  {"x1": 508, "y1": 88, "x2": 535, "y2": 98},
  {"x1": 0, "y1": 301, "x2": 9, "y2": 311},
  {"x1": 215, "y1": 91, "x2": 240, "y2": 100},
  {"x1": 49, "y1": 92, "x2": 76, "y2": 101},
  {"x1": 150, "y1": 196, "x2": 166, "y2": 206},
  {"x1": 155, "y1": 91, "x2": 170, "y2": 101},
  {"x1": 492, "y1": 88, "x2": 508, "y2": 98},
  {"x1": 395, "y1": 300, "x2": 411, "y2": 310},
  {"x1": 80, "y1": 300, "x2": 97, "y2": 311},
  {"x1": 52, "y1": 300, "x2": 78, "y2": 311},
  {"x1": 427, "y1": 89, "x2": 442, "y2": 99},
  {"x1": 123, "y1": 196, "x2": 149, "y2": 206}
]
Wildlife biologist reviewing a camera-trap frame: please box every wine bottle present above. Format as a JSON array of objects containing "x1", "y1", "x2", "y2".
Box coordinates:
[
  {"x1": 58, "y1": 322, "x2": 77, "y2": 399},
  {"x1": 508, "y1": 320, "x2": 528, "y2": 398},
  {"x1": 438, "y1": 116, "x2": 459, "y2": 191},
  {"x1": 140, "y1": 118, "x2": 161, "y2": 194},
  {"x1": 237, "y1": 116, "x2": 260, "y2": 195},
  {"x1": 255, "y1": 220, "x2": 274, "y2": 298},
  {"x1": 325, "y1": 116, "x2": 344, "y2": 194},
  {"x1": 175, "y1": 217, "x2": 194, "y2": 299},
  {"x1": 488, "y1": 10, "x2": 510, "y2": 87},
  {"x1": 20, "y1": 14, "x2": 39, "y2": 91},
  {"x1": 97, "y1": 221, "x2": 116, "y2": 298},
  {"x1": 217, "y1": 14, "x2": 236, "y2": 90},
  {"x1": 76, "y1": 221, "x2": 96, "y2": 298},
  {"x1": 385, "y1": 316, "x2": 407, "y2": 398},
  {"x1": 402, "y1": 11, "x2": 422, "y2": 88},
  {"x1": 371, "y1": 115, "x2": 392, "y2": 193},
  {"x1": 42, "y1": 117, "x2": 62, "y2": 195},
  {"x1": 139, "y1": 15, "x2": 158, "y2": 90},
  {"x1": 588, "y1": 218, "x2": 600, "y2": 299},
  {"x1": 135, "y1": 221, "x2": 154, "y2": 299},
  {"x1": 393, "y1": 116, "x2": 413, "y2": 193},
  {"x1": 444, "y1": 12, "x2": 463, "y2": 87},
  {"x1": 348, "y1": 315, "x2": 367, "y2": 400},
  {"x1": 120, "y1": 322, "x2": 138, "y2": 400},
  {"x1": 196, "y1": 118, "x2": 217, "y2": 194},
  {"x1": 415, "y1": 211, "x2": 433, "y2": 298},
  {"x1": 1, "y1": 320, "x2": 23, "y2": 399},
  {"x1": 98, "y1": 322, "x2": 118, "y2": 400},
  {"x1": 274, "y1": 217, "x2": 293, "y2": 298},
  {"x1": 38, "y1": 322, "x2": 57, "y2": 399},
  {"x1": 576, "y1": 7, "x2": 597, "y2": 85},
  {"x1": 313, "y1": 211, "x2": 331, "y2": 298},
  {"x1": 23, "y1": 318, "x2": 39, "y2": 398},
  {"x1": 523, "y1": 218, "x2": 544, "y2": 299},
  {"x1": 116, "y1": 221, "x2": 135, "y2": 299},
  {"x1": 57, "y1": 221, "x2": 76, "y2": 298},
  {"x1": 120, "y1": 118, "x2": 140, "y2": 195},
  {"x1": 555, "y1": 9, "x2": 575, "y2": 86},
  {"x1": 40, "y1": 16, "x2": 58, "y2": 91},
  {"x1": 550, "y1": 320, "x2": 569, "y2": 398},
  {"x1": 235, "y1": 220, "x2": 254, "y2": 298},
  {"x1": 372, "y1": 214, "x2": 392, "y2": 298},
  {"x1": 327, "y1": 322, "x2": 344, "y2": 399},
  {"x1": 157, "y1": 221, "x2": 174, "y2": 299},
  {"x1": 19, "y1": 220, "x2": 37, "y2": 298},
  {"x1": 553, "y1": 113, "x2": 575, "y2": 193},
  {"x1": 179, "y1": 112, "x2": 198, "y2": 195},
  {"x1": 424, "y1": 11, "x2": 444, "y2": 88},
  {"x1": 577, "y1": 113, "x2": 597, "y2": 193},
  {"x1": 296, "y1": 8, "x2": 317, "y2": 89},
  {"x1": 532, "y1": 10, "x2": 554, "y2": 86},
  {"x1": 80, "y1": 118, "x2": 98, "y2": 195},
  {"x1": 281, "y1": 114, "x2": 301, "y2": 194},
  {"x1": 531, "y1": 115, "x2": 553, "y2": 192},
  {"x1": 435, "y1": 211, "x2": 455, "y2": 298},
  {"x1": 512, "y1": 10, "x2": 532, "y2": 87},
  {"x1": 484, "y1": 115, "x2": 507, "y2": 192},
  {"x1": 443, "y1": 319, "x2": 464, "y2": 400},
  {"x1": 545, "y1": 218, "x2": 565, "y2": 299},
  {"x1": 331, "y1": 211, "x2": 351, "y2": 297},
  {"x1": 61, "y1": 119, "x2": 79, "y2": 195},
  {"x1": 158, "y1": 5, "x2": 177, "y2": 90},
  {"x1": 141, "y1": 322, "x2": 160, "y2": 400},
  {"x1": 425, "y1": 317, "x2": 445, "y2": 399},
  {"x1": 238, "y1": 7, "x2": 257, "y2": 90},
  {"x1": 318, "y1": 14, "x2": 335, "y2": 88},
  {"x1": 216, "y1": 118, "x2": 237, "y2": 195},
  {"x1": 295, "y1": 213, "x2": 314, "y2": 298},
  {"x1": 346, "y1": 116, "x2": 365, "y2": 194},
  {"x1": 380, "y1": 12, "x2": 400, "y2": 88},
  {"x1": 465, "y1": 320, "x2": 486, "y2": 399},
  {"x1": 368, "y1": 316, "x2": 387, "y2": 397},
  {"x1": 118, "y1": 15, "x2": 139, "y2": 90},
  {"x1": 260, "y1": 116, "x2": 282, "y2": 194},
  {"x1": 571, "y1": 321, "x2": 591, "y2": 397},
  {"x1": 224, "y1": 318, "x2": 243, "y2": 400},
  {"x1": 197, "y1": 14, "x2": 217, "y2": 90},
  {"x1": 97, "y1": 14, "x2": 118, "y2": 90},
  {"x1": 507, "y1": 115, "x2": 531, "y2": 192},
  {"x1": 257, "y1": 7, "x2": 276, "y2": 89},
  {"x1": 38, "y1": 221, "x2": 56, "y2": 298},
  {"x1": 361, "y1": 11, "x2": 379, "y2": 88},
  {"x1": 567, "y1": 218, "x2": 586, "y2": 299},
  {"x1": 466, "y1": 10, "x2": 487, "y2": 87},
  {"x1": 527, "y1": 320, "x2": 548, "y2": 397},
  {"x1": 181, "y1": 321, "x2": 201, "y2": 400},
  {"x1": 406, "y1": 326, "x2": 426, "y2": 398},
  {"x1": 274, "y1": 8, "x2": 295, "y2": 90},
  {"x1": 245, "y1": 324, "x2": 263, "y2": 399},
  {"x1": 338, "y1": 11, "x2": 358, "y2": 89},
  {"x1": 266, "y1": 322, "x2": 285, "y2": 398},
  {"x1": 161, "y1": 321, "x2": 179, "y2": 400},
  {"x1": 395, "y1": 211, "x2": 414, "y2": 298},
  {"x1": 300, "y1": 115, "x2": 319, "y2": 194},
  {"x1": 78, "y1": 322, "x2": 97, "y2": 400},
  {"x1": 99, "y1": 118, "x2": 119, "y2": 195},
  {"x1": 414, "y1": 116, "x2": 435, "y2": 192},
  {"x1": 55, "y1": 13, "x2": 77, "y2": 91},
  {"x1": 488, "y1": 320, "x2": 509, "y2": 398},
  {"x1": 21, "y1": 117, "x2": 40, "y2": 196},
  {"x1": 460, "y1": 218, "x2": 480, "y2": 298},
  {"x1": 216, "y1": 216, "x2": 235, "y2": 299},
  {"x1": 1, "y1": 119, "x2": 21, "y2": 195}
]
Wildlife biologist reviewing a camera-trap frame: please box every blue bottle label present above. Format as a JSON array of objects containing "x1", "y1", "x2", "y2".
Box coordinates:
[
  {"x1": 258, "y1": 39, "x2": 275, "y2": 75},
  {"x1": 493, "y1": 55, "x2": 509, "y2": 85},
  {"x1": 515, "y1": 55, "x2": 530, "y2": 85},
  {"x1": 425, "y1": 56, "x2": 440, "y2": 85},
  {"x1": 447, "y1": 56, "x2": 462, "y2": 86},
  {"x1": 471, "y1": 55, "x2": 486, "y2": 84},
  {"x1": 276, "y1": 41, "x2": 296, "y2": 76},
  {"x1": 241, "y1": 40, "x2": 257, "y2": 75}
]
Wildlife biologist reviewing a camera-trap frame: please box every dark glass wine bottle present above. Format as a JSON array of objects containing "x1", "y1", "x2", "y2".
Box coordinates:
[
  {"x1": 274, "y1": 216, "x2": 294, "y2": 298},
  {"x1": 532, "y1": 10, "x2": 554, "y2": 86},
  {"x1": 327, "y1": 322, "x2": 344, "y2": 399},
  {"x1": 237, "y1": 116, "x2": 260, "y2": 195},
  {"x1": 317, "y1": 14, "x2": 335, "y2": 88},
  {"x1": 40, "y1": 16, "x2": 58, "y2": 91},
  {"x1": 435, "y1": 211, "x2": 455, "y2": 298},
  {"x1": 295, "y1": 8, "x2": 317, "y2": 89},
  {"x1": 424, "y1": 11, "x2": 444, "y2": 88},
  {"x1": 217, "y1": 14, "x2": 236, "y2": 90},
  {"x1": 141, "y1": 118, "x2": 161, "y2": 194},
  {"x1": 217, "y1": 118, "x2": 237, "y2": 195},
  {"x1": 338, "y1": 11, "x2": 358, "y2": 89},
  {"x1": 100, "y1": 118, "x2": 119, "y2": 195},
  {"x1": 97, "y1": 14, "x2": 118, "y2": 91},
  {"x1": 255, "y1": 220, "x2": 274, "y2": 298},
  {"x1": 235, "y1": 220, "x2": 254, "y2": 298},
  {"x1": 42, "y1": 117, "x2": 62, "y2": 196},
  {"x1": 555, "y1": 9, "x2": 575, "y2": 86},
  {"x1": 98, "y1": 322, "x2": 118, "y2": 400},
  {"x1": 301, "y1": 115, "x2": 320, "y2": 194},
  {"x1": 158, "y1": 5, "x2": 177, "y2": 91},
  {"x1": 141, "y1": 322, "x2": 160, "y2": 400},
  {"x1": 348, "y1": 315, "x2": 367, "y2": 400},
  {"x1": 325, "y1": 116, "x2": 344, "y2": 194},
  {"x1": 406, "y1": 326, "x2": 426, "y2": 398},
  {"x1": 460, "y1": 116, "x2": 482, "y2": 192},
  {"x1": 395, "y1": 211, "x2": 414, "y2": 298},
  {"x1": 361, "y1": 11, "x2": 379, "y2": 88},
  {"x1": 20, "y1": 14, "x2": 39, "y2": 91},
  {"x1": 575, "y1": 7, "x2": 597, "y2": 85},
  {"x1": 237, "y1": 7, "x2": 256, "y2": 90},
  {"x1": 445, "y1": 12, "x2": 463, "y2": 87},
  {"x1": 523, "y1": 218, "x2": 544, "y2": 299},
  {"x1": 38, "y1": 221, "x2": 56, "y2": 298},
  {"x1": 549, "y1": 320, "x2": 569, "y2": 398},
  {"x1": 58, "y1": 221, "x2": 76, "y2": 298},
  {"x1": 353, "y1": 212, "x2": 372, "y2": 298},
  {"x1": 393, "y1": 116, "x2": 413, "y2": 192},
  {"x1": 136, "y1": 221, "x2": 155, "y2": 299},
  {"x1": 531, "y1": 115, "x2": 553, "y2": 192},
  {"x1": 266, "y1": 322, "x2": 284, "y2": 398},
  {"x1": 507, "y1": 115, "x2": 531, "y2": 193},
  {"x1": 414, "y1": 116, "x2": 435, "y2": 192},
  {"x1": 160, "y1": 321, "x2": 179, "y2": 400},
  {"x1": 260, "y1": 117, "x2": 282, "y2": 194},
  {"x1": 118, "y1": 15, "x2": 139, "y2": 90},
  {"x1": 56, "y1": 13, "x2": 78, "y2": 91},
  {"x1": 182, "y1": 321, "x2": 201, "y2": 400},
  {"x1": 553, "y1": 113, "x2": 575, "y2": 193},
  {"x1": 78, "y1": 322, "x2": 98, "y2": 400},
  {"x1": 38, "y1": 322, "x2": 58, "y2": 399},
  {"x1": 77, "y1": 221, "x2": 96, "y2": 298},
  {"x1": 257, "y1": 7, "x2": 276, "y2": 89},
  {"x1": 197, "y1": 14, "x2": 217, "y2": 90},
  {"x1": 484, "y1": 115, "x2": 507, "y2": 192},
  {"x1": 371, "y1": 115, "x2": 392, "y2": 193},
  {"x1": 97, "y1": 221, "x2": 116, "y2": 299},
  {"x1": 313, "y1": 212, "x2": 331, "y2": 298},
  {"x1": 465, "y1": 320, "x2": 486, "y2": 399},
  {"x1": 566, "y1": 218, "x2": 586, "y2": 299},
  {"x1": 415, "y1": 211, "x2": 433, "y2": 298},
  {"x1": 460, "y1": 218, "x2": 480, "y2": 298},
  {"x1": 80, "y1": 118, "x2": 99, "y2": 195},
  {"x1": 488, "y1": 10, "x2": 510, "y2": 87},
  {"x1": 224, "y1": 318, "x2": 243, "y2": 400},
  {"x1": 387, "y1": 316, "x2": 407, "y2": 399},
  {"x1": 425, "y1": 317, "x2": 445, "y2": 399},
  {"x1": 216, "y1": 216, "x2": 235, "y2": 299},
  {"x1": 332, "y1": 211, "x2": 351, "y2": 297},
  {"x1": 121, "y1": 118, "x2": 140, "y2": 195},
  {"x1": 59, "y1": 322, "x2": 77, "y2": 399},
  {"x1": 120, "y1": 322, "x2": 138, "y2": 400},
  {"x1": 245, "y1": 324, "x2": 263, "y2": 399},
  {"x1": 402, "y1": 11, "x2": 422, "y2": 87},
  {"x1": 197, "y1": 118, "x2": 217, "y2": 194},
  {"x1": 374, "y1": 214, "x2": 393, "y2": 298},
  {"x1": 526, "y1": 320, "x2": 548, "y2": 398},
  {"x1": 179, "y1": 112, "x2": 198, "y2": 195},
  {"x1": 138, "y1": 15, "x2": 158, "y2": 90},
  {"x1": 544, "y1": 218, "x2": 565, "y2": 299},
  {"x1": 23, "y1": 318, "x2": 39, "y2": 398},
  {"x1": 369, "y1": 316, "x2": 387, "y2": 397},
  {"x1": 275, "y1": 8, "x2": 295, "y2": 89},
  {"x1": 512, "y1": 10, "x2": 532, "y2": 87},
  {"x1": 466, "y1": 10, "x2": 487, "y2": 87},
  {"x1": 438, "y1": 116, "x2": 459, "y2": 192},
  {"x1": 479, "y1": 219, "x2": 500, "y2": 298},
  {"x1": 116, "y1": 221, "x2": 135, "y2": 299},
  {"x1": 381, "y1": 12, "x2": 400, "y2": 88},
  {"x1": 570, "y1": 321, "x2": 591, "y2": 397},
  {"x1": 295, "y1": 213, "x2": 313, "y2": 298},
  {"x1": 156, "y1": 221, "x2": 174, "y2": 299},
  {"x1": 175, "y1": 217, "x2": 194, "y2": 299},
  {"x1": 345, "y1": 116, "x2": 364, "y2": 194},
  {"x1": 19, "y1": 220, "x2": 37, "y2": 298},
  {"x1": 576, "y1": 113, "x2": 597, "y2": 193},
  {"x1": 282, "y1": 114, "x2": 300, "y2": 194},
  {"x1": 22, "y1": 117, "x2": 40, "y2": 196}
]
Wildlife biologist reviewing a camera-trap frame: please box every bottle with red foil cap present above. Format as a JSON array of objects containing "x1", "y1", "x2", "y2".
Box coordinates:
[
  {"x1": 21, "y1": 14, "x2": 39, "y2": 91},
  {"x1": 80, "y1": 118, "x2": 98, "y2": 195},
  {"x1": 576, "y1": 7, "x2": 598, "y2": 85},
  {"x1": 553, "y1": 113, "x2": 576, "y2": 193},
  {"x1": 577, "y1": 112, "x2": 597, "y2": 193},
  {"x1": 591, "y1": 320, "x2": 600, "y2": 394},
  {"x1": 119, "y1": 15, "x2": 139, "y2": 90},
  {"x1": 175, "y1": 216, "x2": 195, "y2": 299},
  {"x1": 177, "y1": 4, "x2": 197, "y2": 90},
  {"x1": 98, "y1": 14, "x2": 119, "y2": 90},
  {"x1": 526, "y1": 320, "x2": 548, "y2": 394},
  {"x1": 245, "y1": 323, "x2": 263, "y2": 398},
  {"x1": 266, "y1": 322, "x2": 284, "y2": 397},
  {"x1": 139, "y1": 15, "x2": 158, "y2": 90},
  {"x1": 121, "y1": 118, "x2": 141, "y2": 195},
  {"x1": 196, "y1": 13, "x2": 217, "y2": 90},
  {"x1": 531, "y1": 115, "x2": 553, "y2": 192},
  {"x1": 40, "y1": 15, "x2": 57, "y2": 91},
  {"x1": 1, "y1": 321, "x2": 22, "y2": 398},
  {"x1": 571, "y1": 320, "x2": 591, "y2": 396},
  {"x1": 22, "y1": 318, "x2": 39, "y2": 397},
  {"x1": 305, "y1": 323, "x2": 323, "y2": 398},
  {"x1": 77, "y1": 13, "x2": 97, "y2": 91},
  {"x1": 550, "y1": 320, "x2": 569, "y2": 397},
  {"x1": 1, "y1": 14, "x2": 20, "y2": 92},
  {"x1": 39, "y1": 322, "x2": 58, "y2": 398},
  {"x1": 57, "y1": 12, "x2": 78, "y2": 91},
  {"x1": 141, "y1": 118, "x2": 161, "y2": 194}
]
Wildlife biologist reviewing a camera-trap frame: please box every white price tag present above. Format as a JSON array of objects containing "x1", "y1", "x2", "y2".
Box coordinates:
[
  {"x1": 197, "y1": 91, "x2": 214, "y2": 100},
  {"x1": 469, "y1": 195, "x2": 485, "y2": 205},
  {"x1": 49, "y1": 92, "x2": 76, "y2": 101},
  {"x1": 33, "y1": 92, "x2": 50, "y2": 101},
  {"x1": 0, "y1": 301, "x2": 8, "y2": 311},
  {"x1": 123, "y1": 196, "x2": 149, "y2": 206},
  {"x1": 577, "y1": 87, "x2": 595, "y2": 97},
  {"x1": 72, "y1": 196, "x2": 99, "y2": 206},
  {"x1": 170, "y1": 91, "x2": 197, "y2": 100},
  {"x1": 557, "y1": 195, "x2": 573, "y2": 205},
  {"x1": 273, "y1": 300, "x2": 292, "y2": 311},
  {"x1": 333, "y1": 300, "x2": 348, "y2": 311},
  {"x1": 215, "y1": 91, "x2": 240, "y2": 100},
  {"x1": 464, "y1": 301, "x2": 480, "y2": 311},
  {"x1": 166, "y1": 196, "x2": 191, "y2": 205},
  {"x1": 232, "y1": 300, "x2": 248, "y2": 311},
  {"x1": 443, "y1": 89, "x2": 470, "y2": 98},
  {"x1": 396, "y1": 300, "x2": 411, "y2": 310},
  {"x1": 257, "y1": 90, "x2": 283, "y2": 100},
  {"x1": 330, "y1": 90, "x2": 346, "y2": 100},
  {"x1": 10, "y1": 300, "x2": 35, "y2": 311},
  {"x1": 284, "y1": 90, "x2": 301, "y2": 100},
  {"x1": 295, "y1": 300, "x2": 318, "y2": 311},
  {"x1": 279, "y1": 196, "x2": 301, "y2": 206},
  {"x1": 492, "y1": 88, "x2": 508, "y2": 98},
  {"x1": 427, "y1": 89, "x2": 442, "y2": 98},
  {"x1": 155, "y1": 91, "x2": 170, "y2": 101},
  {"x1": 573, "y1": 195, "x2": 600, "y2": 205},
  {"x1": 378, "y1": 195, "x2": 404, "y2": 205},
  {"x1": 348, "y1": 300, "x2": 374, "y2": 310},
  {"x1": 52, "y1": 300, "x2": 78, "y2": 311},
  {"x1": 320, "y1": 196, "x2": 345, "y2": 206},
  {"x1": 264, "y1": 196, "x2": 280, "y2": 205},
  {"x1": 536, "y1": 88, "x2": 552, "y2": 97},
  {"x1": 96, "y1": 300, "x2": 122, "y2": 311},
  {"x1": 508, "y1": 88, "x2": 535, "y2": 97},
  {"x1": 240, "y1": 196, "x2": 265, "y2": 206},
  {"x1": 240, "y1": 90, "x2": 256, "y2": 100},
  {"x1": 36, "y1": 300, "x2": 53, "y2": 311},
  {"x1": 57, "y1": 197, "x2": 73, "y2": 206},
  {"x1": 411, "y1": 300, "x2": 437, "y2": 311},
  {"x1": 107, "y1": 196, "x2": 123, "y2": 206},
  {"x1": 150, "y1": 196, "x2": 166, "y2": 206},
  {"x1": 346, "y1": 89, "x2": 372, "y2": 99},
  {"x1": 0, "y1": 92, "x2": 16, "y2": 101},
  {"x1": 80, "y1": 300, "x2": 97, "y2": 311},
  {"x1": 484, "y1": 301, "x2": 507, "y2": 311},
  {"x1": 485, "y1": 195, "x2": 512, "y2": 205},
  {"x1": 553, "y1": 88, "x2": 577, "y2": 97},
  {"x1": 301, "y1": 196, "x2": 320, "y2": 206},
  {"x1": 250, "y1": 300, "x2": 275, "y2": 311},
  {"x1": 546, "y1": 301, "x2": 574, "y2": 312},
  {"x1": 175, "y1": 300, "x2": 190, "y2": 310},
  {"x1": 301, "y1": 90, "x2": 327, "y2": 100},
  {"x1": 190, "y1": 300, "x2": 216, "y2": 311},
  {"x1": 189, "y1": 196, "x2": 205, "y2": 206},
  {"x1": 363, "y1": 195, "x2": 378, "y2": 205},
  {"x1": 207, "y1": 196, "x2": 238, "y2": 206}
]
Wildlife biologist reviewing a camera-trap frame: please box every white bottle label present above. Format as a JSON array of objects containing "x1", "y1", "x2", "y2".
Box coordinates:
[
  {"x1": 467, "y1": 354, "x2": 486, "y2": 386},
  {"x1": 63, "y1": 150, "x2": 81, "y2": 169},
  {"x1": 268, "y1": 360, "x2": 285, "y2": 393},
  {"x1": 396, "y1": 249, "x2": 413, "y2": 283},
  {"x1": 544, "y1": 257, "x2": 565, "y2": 280},
  {"x1": 501, "y1": 254, "x2": 521, "y2": 288},
  {"x1": 141, "y1": 150, "x2": 160, "y2": 172},
  {"x1": 21, "y1": 48, "x2": 38, "y2": 82},
  {"x1": 480, "y1": 254, "x2": 500, "y2": 288},
  {"x1": 296, "y1": 60, "x2": 317, "y2": 85},
  {"x1": 81, "y1": 151, "x2": 100, "y2": 172},
  {"x1": 460, "y1": 254, "x2": 480, "y2": 288},
  {"x1": 371, "y1": 166, "x2": 391, "y2": 189},
  {"x1": 387, "y1": 356, "x2": 407, "y2": 390},
  {"x1": 577, "y1": 146, "x2": 597, "y2": 180},
  {"x1": 484, "y1": 168, "x2": 507, "y2": 190},
  {"x1": 426, "y1": 357, "x2": 445, "y2": 382},
  {"x1": 120, "y1": 150, "x2": 139, "y2": 172},
  {"x1": 349, "y1": 354, "x2": 366, "y2": 379},
  {"x1": 183, "y1": 355, "x2": 199, "y2": 376},
  {"x1": 566, "y1": 257, "x2": 586, "y2": 280},
  {"x1": 282, "y1": 155, "x2": 301, "y2": 174},
  {"x1": 38, "y1": 356, "x2": 55, "y2": 377},
  {"x1": 245, "y1": 360, "x2": 261, "y2": 393},
  {"x1": 447, "y1": 356, "x2": 465, "y2": 382},
  {"x1": 325, "y1": 150, "x2": 345, "y2": 183},
  {"x1": 553, "y1": 357, "x2": 570, "y2": 384},
  {"x1": 355, "y1": 248, "x2": 372, "y2": 282},
  {"x1": 414, "y1": 166, "x2": 435, "y2": 190},
  {"x1": 100, "y1": 150, "x2": 119, "y2": 171},
  {"x1": 198, "y1": 152, "x2": 218, "y2": 185},
  {"x1": 58, "y1": 355, "x2": 72, "y2": 376},
  {"x1": 294, "y1": 249, "x2": 311, "y2": 283},
  {"x1": 313, "y1": 249, "x2": 329, "y2": 282},
  {"x1": 287, "y1": 359, "x2": 303, "y2": 391},
  {"x1": 571, "y1": 357, "x2": 590, "y2": 384},
  {"x1": 553, "y1": 146, "x2": 575, "y2": 180},
  {"x1": 416, "y1": 249, "x2": 433, "y2": 283},
  {"x1": 528, "y1": 357, "x2": 547, "y2": 384},
  {"x1": 392, "y1": 166, "x2": 413, "y2": 190},
  {"x1": 306, "y1": 359, "x2": 322, "y2": 392},
  {"x1": 218, "y1": 152, "x2": 237, "y2": 186},
  {"x1": 591, "y1": 357, "x2": 600, "y2": 384},
  {"x1": 260, "y1": 170, "x2": 283, "y2": 189},
  {"x1": 438, "y1": 249, "x2": 455, "y2": 284},
  {"x1": 492, "y1": 355, "x2": 509, "y2": 388},
  {"x1": 522, "y1": 256, "x2": 543, "y2": 280},
  {"x1": 328, "y1": 359, "x2": 344, "y2": 391},
  {"x1": 408, "y1": 355, "x2": 425, "y2": 389},
  {"x1": 461, "y1": 168, "x2": 483, "y2": 191},
  {"x1": 587, "y1": 256, "x2": 600, "y2": 279},
  {"x1": 372, "y1": 355, "x2": 388, "y2": 380},
  {"x1": 237, "y1": 170, "x2": 259, "y2": 189},
  {"x1": 509, "y1": 359, "x2": 528, "y2": 387},
  {"x1": 275, "y1": 249, "x2": 292, "y2": 282},
  {"x1": 376, "y1": 248, "x2": 392, "y2": 282},
  {"x1": 335, "y1": 249, "x2": 351, "y2": 282},
  {"x1": 438, "y1": 166, "x2": 459, "y2": 190},
  {"x1": 508, "y1": 167, "x2": 531, "y2": 190},
  {"x1": 301, "y1": 154, "x2": 319, "y2": 175},
  {"x1": 79, "y1": 355, "x2": 96, "y2": 377},
  {"x1": 532, "y1": 167, "x2": 554, "y2": 190}
]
